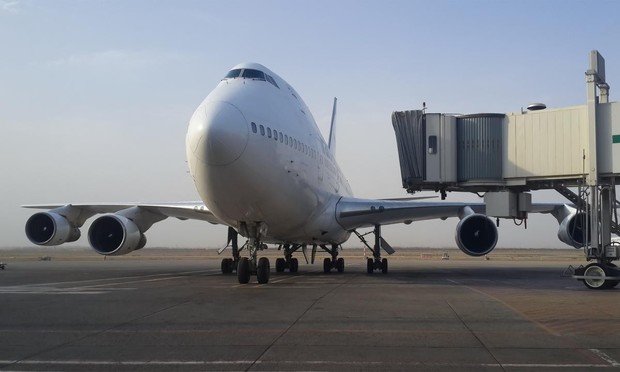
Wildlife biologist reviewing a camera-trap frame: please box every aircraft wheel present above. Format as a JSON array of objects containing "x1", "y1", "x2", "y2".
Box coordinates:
[
  {"x1": 583, "y1": 263, "x2": 608, "y2": 289},
  {"x1": 257, "y1": 257, "x2": 270, "y2": 284},
  {"x1": 367, "y1": 258, "x2": 373, "y2": 274},
  {"x1": 275, "y1": 258, "x2": 285, "y2": 273},
  {"x1": 323, "y1": 257, "x2": 331, "y2": 273},
  {"x1": 381, "y1": 258, "x2": 388, "y2": 274},
  {"x1": 221, "y1": 258, "x2": 230, "y2": 274},
  {"x1": 336, "y1": 257, "x2": 345, "y2": 273},
  {"x1": 290, "y1": 258, "x2": 299, "y2": 273},
  {"x1": 237, "y1": 257, "x2": 251, "y2": 284}
]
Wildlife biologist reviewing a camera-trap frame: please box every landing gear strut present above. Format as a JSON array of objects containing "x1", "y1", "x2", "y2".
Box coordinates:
[
  {"x1": 319, "y1": 244, "x2": 344, "y2": 273},
  {"x1": 220, "y1": 227, "x2": 240, "y2": 274},
  {"x1": 354, "y1": 225, "x2": 394, "y2": 275}
]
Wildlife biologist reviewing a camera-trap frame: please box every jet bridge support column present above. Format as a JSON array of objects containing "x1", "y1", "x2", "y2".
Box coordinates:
[{"x1": 573, "y1": 51, "x2": 620, "y2": 289}]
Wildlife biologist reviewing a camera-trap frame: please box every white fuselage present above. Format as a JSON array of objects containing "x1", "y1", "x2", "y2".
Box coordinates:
[{"x1": 186, "y1": 63, "x2": 352, "y2": 244}]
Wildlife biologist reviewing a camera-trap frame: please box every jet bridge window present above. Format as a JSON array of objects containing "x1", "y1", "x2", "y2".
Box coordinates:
[
  {"x1": 428, "y1": 135, "x2": 437, "y2": 154},
  {"x1": 225, "y1": 69, "x2": 241, "y2": 78},
  {"x1": 242, "y1": 69, "x2": 265, "y2": 80}
]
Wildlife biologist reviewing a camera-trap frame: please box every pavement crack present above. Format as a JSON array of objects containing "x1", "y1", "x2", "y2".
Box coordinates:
[
  {"x1": 245, "y1": 274, "x2": 358, "y2": 372},
  {"x1": 446, "y1": 301, "x2": 506, "y2": 372}
]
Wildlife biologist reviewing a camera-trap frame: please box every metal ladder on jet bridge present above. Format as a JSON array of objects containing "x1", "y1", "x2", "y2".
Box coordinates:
[{"x1": 554, "y1": 186, "x2": 620, "y2": 236}]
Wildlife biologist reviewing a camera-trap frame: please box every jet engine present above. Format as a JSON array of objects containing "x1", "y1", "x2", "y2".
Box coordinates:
[
  {"x1": 557, "y1": 212, "x2": 589, "y2": 248},
  {"x1": 25, "y1": 212, "x2": 81, "y2": 246},
  {"x1": 455, "y1": 213, "x2": 498, "y2": 257},
  {"x1": 88, "y1": 215, "x2": 147, "y2": 256}
]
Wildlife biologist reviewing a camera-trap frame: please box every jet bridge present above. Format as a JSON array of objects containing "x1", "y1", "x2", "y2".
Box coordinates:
[{"x1": 392, "y1": 50, "x2": 620, "y2": 289}]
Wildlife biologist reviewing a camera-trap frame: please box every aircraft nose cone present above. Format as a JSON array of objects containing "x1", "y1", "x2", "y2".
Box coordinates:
[{"x1": 187, "y1": 101, "x2": 249, "y2": 166}]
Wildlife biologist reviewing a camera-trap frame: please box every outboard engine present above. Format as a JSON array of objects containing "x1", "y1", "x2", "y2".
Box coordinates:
[
  {"x1": 455, "y1": 213, "x2": 498, "y2": 257},
  {"x1": 88, "y1": 215, "x2": 147, "y2": 256},
  {"x1": 557, "y1": 212, "x2": 590, "y2": 248},
  {"x1": 25, "y1": 212, "x2": 81, "y2": 246}
]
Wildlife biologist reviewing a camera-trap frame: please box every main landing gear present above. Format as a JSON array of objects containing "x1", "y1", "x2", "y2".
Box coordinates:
[
  {"x1": 275, "y1": 244, "x2": 300, "y2": 273},
  {"x1": 354, "y1": 225, "x2": 395, "y2": 275},
  {"x1": 319, "y1": 244, "x2": 344, "y2": 273}
]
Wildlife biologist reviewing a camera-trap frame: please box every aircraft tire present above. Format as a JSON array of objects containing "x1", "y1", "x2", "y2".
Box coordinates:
[
  {"x1": 323, "y1": 257, "x2": 331, "y2": 273},
  {"x1": 275, "y1": 258, "x2": 285, "y2": 273},
  {"x1": 381, "y1": 258, "x2": 388, "y2": 274},
  {"x1": 257, "y1": 257, "x2": 270, "y2": 284},
  {"x1": 221, "y1": 258, "x2": 229, "y2": 274},
  {"x1": 337, "y1": 257, "x2": 345, "y2": 273},
  {"x1": 237, "y1": 257, "x2": 251, "y2": 284},
  {"x1": 366, "y1": 258, "x2": 373, "y2": 274},
  {"x1": 290, "y1": 258, "x2": 299, "y2": 273}
]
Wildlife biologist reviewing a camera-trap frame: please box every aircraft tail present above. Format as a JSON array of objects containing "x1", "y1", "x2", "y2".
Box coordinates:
[{"x1": 328, "y1": 97, "x2": 337, "y2": 157}]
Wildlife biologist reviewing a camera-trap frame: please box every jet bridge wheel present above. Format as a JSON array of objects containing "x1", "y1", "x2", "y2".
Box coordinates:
[
  {"x1": 237, "y1": 258, "x2": 251, "y2": 284},
  {"x1": 607, "y1": 263, "x2": 619, "y2": 288},
  {"x1": 256, "y1": 257, "x2": 270, "y2": 284},
  {"x1": 583, "y1": 263, "x2": 614, "y2": 290}
]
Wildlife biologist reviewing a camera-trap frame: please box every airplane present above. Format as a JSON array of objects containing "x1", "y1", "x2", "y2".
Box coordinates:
[{"x1": 23, "y1": 62, "x2": 589, "y2": 285}]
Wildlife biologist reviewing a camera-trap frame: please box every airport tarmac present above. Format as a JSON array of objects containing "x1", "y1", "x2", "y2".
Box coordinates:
[{"x1": 0, "y1": 248, "x2": 619, "y2": 371}]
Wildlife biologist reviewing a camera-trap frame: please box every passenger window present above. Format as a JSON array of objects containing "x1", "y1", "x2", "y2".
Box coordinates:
[
  {"x1": 242, "y1": 69, "x2": 265, "y2": 80},
  {"x1": 279, "y1": 132, "x2": 283, "y2": 142},
  {"x1": 260, "y1": 125, "x2": 265, "y2": 136},
  {"x1": 284, "y1": 135, "x2": 288, "y2": 145},
  {"x1": 267, "y1": 128, "x2": 272, "y2": 138},
  {"x1": 294, "y1": 139, "x2": 297, "y2": 149},
  {"x1": 224, "y1": 69, "x2": 241, "y2": 78},
  {"x1": 251, "y1": 122, "x2": 257, "y2": 133},
  {"x1": 273, "y1": 130, "x2": 278, "y2": 141}
]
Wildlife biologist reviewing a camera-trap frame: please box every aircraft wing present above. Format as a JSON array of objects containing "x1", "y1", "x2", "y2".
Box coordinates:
[
  {"x1": 335, "y1": 196, "x2": 566, "y2": 230},
  {"x1": 23, "y1": 202, "x2": 223, "y2": 226}
]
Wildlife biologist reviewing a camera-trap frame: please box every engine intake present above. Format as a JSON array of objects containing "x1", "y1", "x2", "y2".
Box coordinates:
[
  {"x1": 25, "y1": 212, "x2": 80, "y2": 246},
  {"x1": 455, "y1": 214, "x2": 498, "y2": 257},
  {"x1": 88, "y1": 215, "x2": 146, "y2": 256},
  {"x1": 558, "y1": 212, "x2": 590, "y2": 248}
]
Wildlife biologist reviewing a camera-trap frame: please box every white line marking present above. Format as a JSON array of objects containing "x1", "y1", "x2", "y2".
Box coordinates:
[
  {"x1": 591, "y1": 349, "x2": 620, "y2": 366},
  {"x1": 0, "y1": 360, "x2": 616, "y2": 368}
]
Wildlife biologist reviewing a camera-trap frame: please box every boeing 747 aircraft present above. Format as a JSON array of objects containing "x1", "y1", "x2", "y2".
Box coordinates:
[{"x1": 24, "y1": 63, "x2": 587, "y2": 284}]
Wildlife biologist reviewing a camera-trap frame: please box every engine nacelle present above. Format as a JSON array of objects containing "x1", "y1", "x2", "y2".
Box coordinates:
[
  {"x1": 25, "y1": 212, "x2": 81, "y2": 246},
  {"x1": 455, "y1": 214, "x2": 498, "y2": 257},
  {"x1": 88, "y1": 215, "x2": 147, "y2": 256},
  {"x1": 558, "y1": 212, "x2": 590, "y2": 248}
]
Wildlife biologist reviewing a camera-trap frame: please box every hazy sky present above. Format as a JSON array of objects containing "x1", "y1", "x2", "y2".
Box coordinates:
[{"x1": 2, "y1": 0, "x2": 619, "y2": 250}]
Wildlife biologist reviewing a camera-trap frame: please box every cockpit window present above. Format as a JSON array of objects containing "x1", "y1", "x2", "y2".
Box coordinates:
[
  {"x1": 265, "y1": 74, "x2": 279, "y2": 88},
  {"x1": 225, "y1": 69, "x2": 241, "y2": 79},
  {"x1": 242, "y1": 69, "x2": 265, "y2": 80}
]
